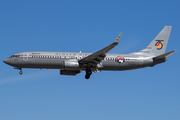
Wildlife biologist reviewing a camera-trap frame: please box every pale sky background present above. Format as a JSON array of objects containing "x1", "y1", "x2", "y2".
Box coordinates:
[{"x1": 0, "y1": 0, "x2": 180, "y2": 120}]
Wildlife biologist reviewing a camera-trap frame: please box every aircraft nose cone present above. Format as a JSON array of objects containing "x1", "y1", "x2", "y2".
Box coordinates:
[
  {"x1": 3, "y1": 59, "x2": 9, "y2": 64},
  {"x1": 3, "y1": 58, "x2": 16, "y2": 66}
]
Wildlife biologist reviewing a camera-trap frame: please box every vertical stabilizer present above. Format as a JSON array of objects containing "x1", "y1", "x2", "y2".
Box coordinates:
[{"x1": 133, "y1": 26, "x2": 172, "y2": 56}]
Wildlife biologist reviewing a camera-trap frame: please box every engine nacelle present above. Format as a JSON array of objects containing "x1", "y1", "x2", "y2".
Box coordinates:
[
  {"x1": 60, "y1": 70, "x2": 80, "y2": 76},
  {"x1": 63, "y1": 60, "x2": 79, "y2": 69}
]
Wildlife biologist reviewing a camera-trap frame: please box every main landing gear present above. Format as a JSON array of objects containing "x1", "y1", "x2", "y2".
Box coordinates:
[{"x1": 85, "y1": 68, "x2": 92, "y2": 79}]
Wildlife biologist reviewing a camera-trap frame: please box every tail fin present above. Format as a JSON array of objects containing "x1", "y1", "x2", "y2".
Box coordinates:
[{"x1": 133, "y1": 26, "x2": 172, "y2": 56}]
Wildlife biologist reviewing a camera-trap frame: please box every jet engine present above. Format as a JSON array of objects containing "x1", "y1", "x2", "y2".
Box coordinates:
[
  {"x1": 60, "y1": 70, "x2": 80, "y2": 76},
  {"x1": 62, "y1": 60, "x2": 79, "y2": 69}
]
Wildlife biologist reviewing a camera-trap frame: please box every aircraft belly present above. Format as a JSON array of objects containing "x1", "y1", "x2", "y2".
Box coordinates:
[{"x1": 101, "y1": 62, "x2": 131, "y2": 70}]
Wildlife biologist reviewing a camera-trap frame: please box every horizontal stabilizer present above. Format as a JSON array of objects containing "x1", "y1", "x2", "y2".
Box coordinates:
[{"x1": 153, "y1": 50, "x2": 176, "y2": 60}]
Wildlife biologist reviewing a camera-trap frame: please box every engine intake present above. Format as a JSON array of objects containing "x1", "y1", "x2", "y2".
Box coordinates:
[{"x1": 63, "y1": 60, "x2": 79, "y2": 69}]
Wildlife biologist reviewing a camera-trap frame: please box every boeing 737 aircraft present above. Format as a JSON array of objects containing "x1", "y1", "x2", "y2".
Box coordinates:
[{"x1": 3, "y1": 26, "x2": 176, "y2": 79}]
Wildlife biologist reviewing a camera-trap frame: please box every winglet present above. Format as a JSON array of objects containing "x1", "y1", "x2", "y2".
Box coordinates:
[{"x1": 114, "y1": 32, "x2": 122, "y2": 44}]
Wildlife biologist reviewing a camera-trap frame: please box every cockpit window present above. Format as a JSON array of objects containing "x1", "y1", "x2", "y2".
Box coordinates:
[{"x1": 10, "y1": 55, "x2": 20, "y2": 57}]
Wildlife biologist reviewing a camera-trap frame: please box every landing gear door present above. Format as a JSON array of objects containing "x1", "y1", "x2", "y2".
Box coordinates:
[{"x1": 23, "y1": 53, "x2": 29, "y2": 61}]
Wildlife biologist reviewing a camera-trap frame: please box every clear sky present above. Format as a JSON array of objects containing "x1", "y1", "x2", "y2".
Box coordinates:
[{"x1": 0, "y1": 0, "x2": 180, "y2": 120}]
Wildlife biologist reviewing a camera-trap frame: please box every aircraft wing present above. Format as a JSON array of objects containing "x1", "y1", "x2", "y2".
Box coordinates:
[{"x1": 79, "y1": 33, "x2": 122, "y2": 66}]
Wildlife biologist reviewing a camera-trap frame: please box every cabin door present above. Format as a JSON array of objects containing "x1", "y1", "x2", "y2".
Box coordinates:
[{"x1": 23, "y1": 53, "x2": 29, "y2": 61}]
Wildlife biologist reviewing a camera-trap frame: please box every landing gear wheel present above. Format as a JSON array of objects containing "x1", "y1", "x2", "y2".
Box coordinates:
[
  {"x1": 19, "y1": 71, "x2": 23, "y2": 75},
  {"x1": 85, "y1": 74, "x2": 90, "y2": 79},
  {"x1": 85, "y1": 69, "x2": 92, "y2": 79}
]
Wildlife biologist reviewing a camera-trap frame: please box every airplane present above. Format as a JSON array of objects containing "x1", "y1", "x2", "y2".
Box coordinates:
[{"x1": 3, "y1": 26, "x2": 176, "y2": 79}]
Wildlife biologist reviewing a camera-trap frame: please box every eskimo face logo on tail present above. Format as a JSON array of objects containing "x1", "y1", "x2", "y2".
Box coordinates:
[
  {"x1": 115, "y1": 57, "x2": 125, "y2": 64},
  {"x1": 155, "y1": 38, "x2": 164, "y2": 50}
]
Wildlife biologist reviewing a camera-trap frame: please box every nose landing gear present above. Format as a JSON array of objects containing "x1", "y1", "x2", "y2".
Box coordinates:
[
  {"x1": 18, "y1": 68, "x2": 23, "y2": 75},
  {"x1": 85, "y1": 69, "x2": 92, "y2": 79},
  {"x1": 13, "y1": 67, "x2": 23, "y2": 75},
  {"x1": 19, "y1": 70, "x2": 23, "y2": 75}
]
